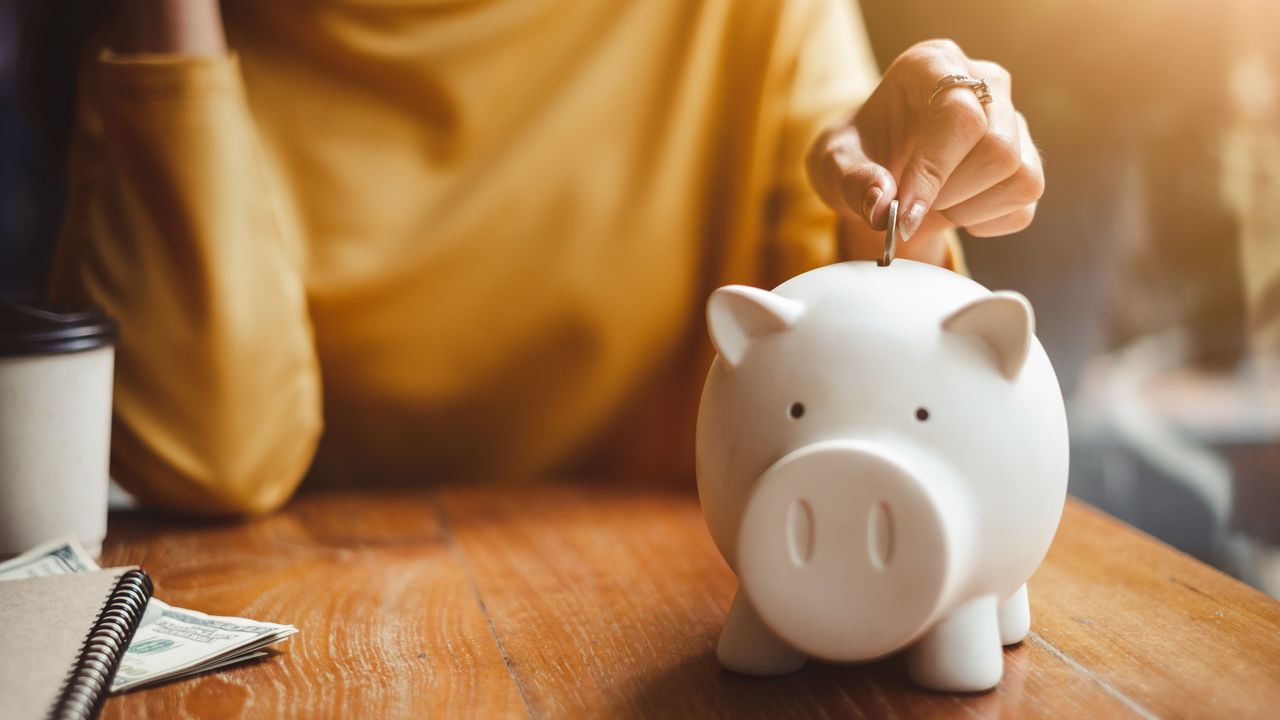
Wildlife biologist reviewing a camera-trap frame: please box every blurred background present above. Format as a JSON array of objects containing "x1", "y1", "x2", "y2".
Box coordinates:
[
  {"x1": 861, "y1": 0, "x2": 1280, "y2": 595},
  {"x1": 1, "y1": 0, "x2": 1277, "y2": 595}
]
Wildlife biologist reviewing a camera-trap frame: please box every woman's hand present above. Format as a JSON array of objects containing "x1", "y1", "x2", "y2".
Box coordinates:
[{"x1": 807, "y1": 40, "x2": 1044, "y2": 254}]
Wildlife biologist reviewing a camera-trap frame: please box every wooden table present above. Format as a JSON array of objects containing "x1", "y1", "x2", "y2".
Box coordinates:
[{"x1": 100, "y1": 485, "x2": 1280, "y2": 719}]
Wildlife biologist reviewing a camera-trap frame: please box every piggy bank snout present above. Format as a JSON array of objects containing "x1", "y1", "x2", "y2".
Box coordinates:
[{"x1": 735, "y1": 441, "x2": 958, "y2": 663}]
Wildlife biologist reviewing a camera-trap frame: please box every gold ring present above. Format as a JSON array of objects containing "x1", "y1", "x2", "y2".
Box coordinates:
[{"x1": 929, "y1": 74, "x2": 993, "y2": 108}]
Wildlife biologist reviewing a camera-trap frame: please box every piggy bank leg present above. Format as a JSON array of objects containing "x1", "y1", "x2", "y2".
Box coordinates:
[
  {"x1": 998, "y1": 584, "x2": 1031, "y2": 645},
  {"x1": 717, "y1": 588, "x2": 807, "y2": 676},
  {"x1": 908, "y1": 594, "x2": 1002, "y2": 692}
]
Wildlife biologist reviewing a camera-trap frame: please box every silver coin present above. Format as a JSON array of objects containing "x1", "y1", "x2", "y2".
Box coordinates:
[{"x1": 879, "y1": 198, "x2": 898, "y2": 267}]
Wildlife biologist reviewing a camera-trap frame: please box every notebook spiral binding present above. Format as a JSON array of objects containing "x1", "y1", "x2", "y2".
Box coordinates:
[{"x1": 48, "y1": 569, "x2": 154, "y2": 720}]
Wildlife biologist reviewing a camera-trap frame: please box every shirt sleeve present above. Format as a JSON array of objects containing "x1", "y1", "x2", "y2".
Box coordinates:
[
  {"x1": 50, "y1": 51, "x2": 321, "y2": 515},
  {"x1": 766, "y1": 0, "x2": 966, "y2": 283}
]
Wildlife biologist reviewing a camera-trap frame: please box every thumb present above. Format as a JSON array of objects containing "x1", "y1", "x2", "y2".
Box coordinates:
[{"x1": 806, "y1": 125, "x2": 898, "y2": 229}]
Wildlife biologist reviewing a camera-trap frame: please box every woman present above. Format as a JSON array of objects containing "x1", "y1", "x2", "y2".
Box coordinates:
[{"x1": 29, "y1": 0, "x2": 1043, "y2": 514}]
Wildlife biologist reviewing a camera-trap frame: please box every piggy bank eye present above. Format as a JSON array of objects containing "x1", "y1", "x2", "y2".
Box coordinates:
[
  {"x1": 915, "y1": 407, "x2": 930, "y2": 422},
  {"x1": 789, "y1": 402, "x2": 806, "y2": 419}
]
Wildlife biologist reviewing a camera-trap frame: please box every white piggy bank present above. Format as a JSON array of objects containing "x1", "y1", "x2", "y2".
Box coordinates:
[{"x1": 696, "y1": 259, "x2": 1069, "y2": 693}]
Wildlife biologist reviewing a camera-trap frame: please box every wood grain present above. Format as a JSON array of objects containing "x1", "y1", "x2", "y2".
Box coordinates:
[
  {"x1": 98, "y1": 486, "x2": 1280, "y2": 719},
  {"x1": 1030, "y1": 501, "x2": 1280, "y2": 719},
  {"x1": 100, "y1": 489, "x2": 526, "y2": 719}
]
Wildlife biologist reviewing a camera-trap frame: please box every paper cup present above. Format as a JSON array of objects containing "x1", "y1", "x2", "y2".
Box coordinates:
[{"x1": 0, "y1": 304, "x2": 116, "y2": 559}]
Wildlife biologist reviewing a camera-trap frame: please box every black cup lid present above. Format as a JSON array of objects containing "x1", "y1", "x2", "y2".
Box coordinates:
[{"x1": 0, "y1": 304, "x2": 117, "y2": 356}]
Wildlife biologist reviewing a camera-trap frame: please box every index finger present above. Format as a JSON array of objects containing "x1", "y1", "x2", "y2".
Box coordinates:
[{"x1": 896, "y1": 78, "x2": 989, "y2": 240}]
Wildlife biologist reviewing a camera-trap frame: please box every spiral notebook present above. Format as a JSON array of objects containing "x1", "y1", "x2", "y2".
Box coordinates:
[{"x1": 0, "y1": 567, "x2": 153, "y2": 720}]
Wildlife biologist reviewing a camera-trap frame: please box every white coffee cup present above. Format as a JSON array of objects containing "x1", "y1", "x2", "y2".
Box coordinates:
[{"x1": 0, "y1": 304, "x2": 116, "y2": 559}]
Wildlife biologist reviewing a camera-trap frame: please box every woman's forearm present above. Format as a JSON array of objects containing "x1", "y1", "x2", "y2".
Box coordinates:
[
  {"x1": 52, "y1": 42, "x2": 321, "y2": 515},
  {"x1": 116, "y1": 0, "x2": 226, "y2": 55}
]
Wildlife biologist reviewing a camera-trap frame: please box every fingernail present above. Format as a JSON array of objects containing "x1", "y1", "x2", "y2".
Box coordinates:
[
  {"x1": 861, "y1": 186, "x2": 883, "y2": 224},
  {"x1": 900, "y1": 200, "x2": 926, "y2": 241}
]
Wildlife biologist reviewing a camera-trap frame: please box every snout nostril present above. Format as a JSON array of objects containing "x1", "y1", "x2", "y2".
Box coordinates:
[
  {"x1": 786, "y1": 498, "x2": 815, "y2": 568},
  {"x1": 868, "y1": 501, "x2": 894, "y2": 570}
]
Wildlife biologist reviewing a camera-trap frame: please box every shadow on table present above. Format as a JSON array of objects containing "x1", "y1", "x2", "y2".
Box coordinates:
[{"x1": 613, "y1": 643, "x2": 1022, "y2": 719}]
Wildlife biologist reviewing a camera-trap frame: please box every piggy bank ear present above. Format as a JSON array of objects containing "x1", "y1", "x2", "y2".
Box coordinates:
[
  {"x1": 942, "y1": 291, "x2": 1035, "y2": 381},
  {"x1": 707, "y1": 285, "x2": 804, "y2": 369}
]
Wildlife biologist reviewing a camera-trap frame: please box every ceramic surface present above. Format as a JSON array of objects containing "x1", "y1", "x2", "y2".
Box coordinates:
[{"x1": 696, "y1": 260, "x2": 1069, "y2": 692}]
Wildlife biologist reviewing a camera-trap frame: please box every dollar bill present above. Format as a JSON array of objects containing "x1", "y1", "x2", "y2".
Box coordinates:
[
  {"x1": 110, "y1": 599, "x2": 297, "y2": 691},
  {"x1": 0, "y1": 537, "x2": 297, "y2": 692},
  {"x1": 0, "y1": 537, "x2": 97, "y2": 578}
]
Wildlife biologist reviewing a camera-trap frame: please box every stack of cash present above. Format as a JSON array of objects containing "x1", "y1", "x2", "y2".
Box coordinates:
[{"x1": 0, "y1": 538, "x2": 298, "y2": 692}]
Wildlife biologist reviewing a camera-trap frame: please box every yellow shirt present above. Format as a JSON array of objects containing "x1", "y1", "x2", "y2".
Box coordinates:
[{"x1": 53, "y1": 0, "x2": 881, "y2": 514}]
